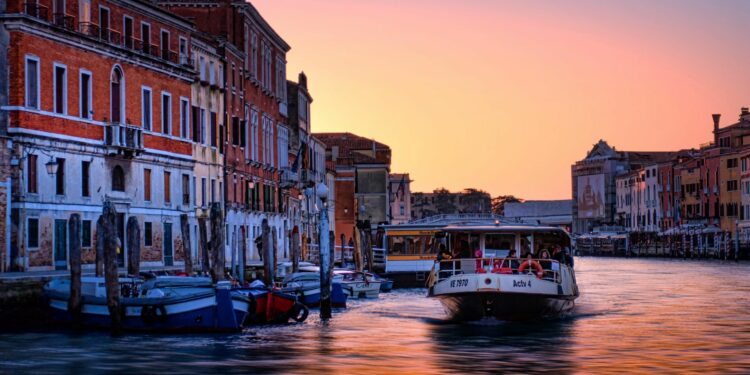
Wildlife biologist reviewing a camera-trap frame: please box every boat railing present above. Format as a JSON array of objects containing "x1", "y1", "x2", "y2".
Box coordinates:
[{"x1": 432, "y1": 258, "x2": 565, "y2": 284}]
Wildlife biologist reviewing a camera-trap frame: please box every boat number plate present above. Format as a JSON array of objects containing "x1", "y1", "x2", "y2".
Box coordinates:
[{"x1": 450, "y1": 279, "x2": 469, "y2": 288}]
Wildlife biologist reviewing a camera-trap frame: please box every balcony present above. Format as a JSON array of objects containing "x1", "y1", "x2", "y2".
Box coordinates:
[
  {"x1": 280, "y1": 167, "x2": 299, "y2": 189},
  {"x1": 24, "y1": 3, "x2": 48, "y2": 21},
  {"x1": 52, "y1": 13, "x2": 74, "y2": 31},
  {"x1": 104, "y1": 122, "x2": 144, "y2": 156}
]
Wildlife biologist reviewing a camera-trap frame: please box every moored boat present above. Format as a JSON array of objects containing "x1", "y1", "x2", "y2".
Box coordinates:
[
  {"x1": 334, "y1": 270, "x2": 382, "y2": 299},
  {"x1": 232, "y1": 285, "x2": 309, "y2": 324},
  {"x1": 44, "y1": 276, "x2": 252, "y2": 332},
  {"x1": 280, "y1": 272, "x2": 348, "y2": 308}
]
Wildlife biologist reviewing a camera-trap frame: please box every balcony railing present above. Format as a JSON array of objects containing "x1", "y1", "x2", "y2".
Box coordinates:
[
  {"x1": 52, "y1": 13, "x2": 74, "y2": 31},
  {"x1": 78, "y1": 22, "x2": 99, "y2": 37},
  {"x1": 280, "y1": 167, "x2": 299, "y2": 189},
  {"x1": 24, "y1": 3, "x2": 48, "y2": 21},
  {"x1": 104, "y1": 122, "x2": 144, "y2": 156}
]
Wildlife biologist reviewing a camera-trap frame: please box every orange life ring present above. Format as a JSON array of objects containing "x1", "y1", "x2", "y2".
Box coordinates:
[
  {"x1": 491, "y1": 259, "x2": 513, "y2": 274},
  {"x1": 518, "y1": 260, "x2": 543, "y2": 279}
]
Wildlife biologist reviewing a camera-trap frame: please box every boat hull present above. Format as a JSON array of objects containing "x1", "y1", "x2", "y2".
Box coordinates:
[{"x1": 434, "y1": 292, "x2": 575, "y2": 321}]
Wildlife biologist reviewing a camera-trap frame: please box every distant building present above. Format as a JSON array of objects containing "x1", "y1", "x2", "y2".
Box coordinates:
[
  {"x1": 315, "y1": 133, "x2": 391, "y2": 241},
  {"x1": 389, "y1": 173, "x2": 412, "y2": 225},
  {"x1": 411, "y1": 189, "x2": 491, "y2": 220},
  {"x1": 503, "y1": 200, "x2": 572, "y2": 229}
]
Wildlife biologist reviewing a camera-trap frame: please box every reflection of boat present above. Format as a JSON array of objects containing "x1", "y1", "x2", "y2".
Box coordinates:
[
  {"x1": 232, "y1": 286, "x2": 309, "y2": 324},
  {"x1": 334, "y1": 270, "x2": 382, "y2": 299},
  {"x1": 280, "y1": 272, "x2": 348, "y2": 308},
  {"x1": 44, "y1": 277, "x2": 251, "y2": 332}
]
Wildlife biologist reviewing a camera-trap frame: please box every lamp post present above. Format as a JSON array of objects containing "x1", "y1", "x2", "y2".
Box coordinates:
[
  {"x1": 316, "y1": 182, "x2": 332, "y2": 320},
  {"x1": 45, "y1": 157, "x2": 58, "y2": 175}
]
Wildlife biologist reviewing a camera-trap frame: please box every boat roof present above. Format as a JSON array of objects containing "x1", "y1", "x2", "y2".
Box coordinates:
[{"x1": 383, "y1": 214, "x2": 567, "y2": 235}]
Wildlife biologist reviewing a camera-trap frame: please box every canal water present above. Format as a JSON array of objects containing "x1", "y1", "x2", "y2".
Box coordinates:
[{"x1": 2, "y1": 258, "x2": 750, "y2": 374}]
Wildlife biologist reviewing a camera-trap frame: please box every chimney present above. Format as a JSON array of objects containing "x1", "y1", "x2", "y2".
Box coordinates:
[
  {"x1": 299, "y1": 71, "x2": 307, "y2": 89},
  {"x1": 742, "y1": 107, "x2": 750, "y2": 121},
  {"x1": 713, "y1": 113, "x2": 721, "y2": 144}
]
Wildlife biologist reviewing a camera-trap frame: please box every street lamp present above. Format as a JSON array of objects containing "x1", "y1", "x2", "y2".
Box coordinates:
[{"x1": 45, "y1": 157, "x2": 58, "y2": 175}]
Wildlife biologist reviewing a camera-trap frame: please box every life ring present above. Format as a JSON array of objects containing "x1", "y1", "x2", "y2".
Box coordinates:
[
  {"x1": 141, "y1": 304, "x2": 168, "y2": 325},
  {"x1": 289, "y1": 302, "x2": 309, "y2": 323},
  {"x1": 518, "y1": 260, "x2": 543, "y2": 279},
  {"x1": 491, "y1": 259, "x2": 513, "y2": 274}
]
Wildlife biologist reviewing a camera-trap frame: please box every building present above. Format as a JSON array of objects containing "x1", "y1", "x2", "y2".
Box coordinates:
[
  {"x1": 161, "y1": 0, "x2": 293, "y2": 265},
  {"x1": 0, "y1": 137, "x2": 11, "y2": 272},
  {"x1": 315, "y1": 132, "x2": 391, "y2": 241},
  {"x1": 3, "y1": 0, "x2": 197, "y2": 271},
  {"x1": 503, "y1": 200, "x2": 572, "y2": 229},
  {"x1": 389, "y1": 173, "x2": 411, "y2": 225},
  {"x1": 572, "y1": 140, "x2": 676, "y2": 234},
  {"x1": 410, "y1": 188, "x2": 491, "y2": 220}
]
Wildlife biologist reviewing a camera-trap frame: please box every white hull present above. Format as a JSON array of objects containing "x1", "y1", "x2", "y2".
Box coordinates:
[{"x1": 341, "y1": 281, "x2": 382, "y2": 299}]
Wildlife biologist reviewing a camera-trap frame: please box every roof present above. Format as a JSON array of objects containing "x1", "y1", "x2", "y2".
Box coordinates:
[
  {"x1": 314, "y1": 132, "x2": 391, "y2": 165},
  {"x1": 504, "y1": 200, "x2": 572, "y2": 219}
]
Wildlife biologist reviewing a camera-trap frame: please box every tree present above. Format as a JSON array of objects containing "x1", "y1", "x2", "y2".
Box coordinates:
[
  {"x1": 433, "y1": 188, "x2": 457, "y2": 214},
  {"x1": 460, "y1": 188, "x2": 492, "y2": 213},
  {"x1": 492, "y1": 195, "x2": 523, "y2": 216}
]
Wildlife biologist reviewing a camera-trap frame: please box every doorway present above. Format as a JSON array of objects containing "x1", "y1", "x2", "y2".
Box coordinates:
[
  {"x1": 164, "y1": 223, "x2": 173, "y2": 266},
  {"x1": 54, "y1": 219, "x2": 67, "y2": 270}
]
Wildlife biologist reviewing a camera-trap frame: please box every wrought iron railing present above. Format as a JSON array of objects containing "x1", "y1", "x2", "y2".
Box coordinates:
[
  {"x1": 52, "y1": 13, "x2": 74, "y2": 30},
  {"x1": 23, "y1": 3, "x2": 48, "y2": 20}
]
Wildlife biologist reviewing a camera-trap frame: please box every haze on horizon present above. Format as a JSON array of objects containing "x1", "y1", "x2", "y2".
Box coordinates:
[{"x1": 255, "y1": 0, "x2": 750, "y2": 200}]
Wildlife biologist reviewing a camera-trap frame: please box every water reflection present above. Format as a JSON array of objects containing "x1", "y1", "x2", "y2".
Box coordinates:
[{"x1": 2, "y1": 258, "x2": 750, "y2": 373}]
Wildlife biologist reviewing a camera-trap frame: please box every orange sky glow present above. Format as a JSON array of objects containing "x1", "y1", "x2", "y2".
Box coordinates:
[{"x1": 255, "y1": 0, "x2": 750, "y2": 200}]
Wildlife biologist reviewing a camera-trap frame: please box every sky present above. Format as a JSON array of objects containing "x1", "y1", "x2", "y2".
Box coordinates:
[{"x1": 254, "y1": 0, "x2": 750, "y2": 200}]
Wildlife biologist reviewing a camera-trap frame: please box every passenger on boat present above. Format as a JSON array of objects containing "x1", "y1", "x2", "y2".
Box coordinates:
[
  {"x1": 552, "y1": 246, "x2": 566, "y2": 265},
  {"x1": 437, "y1": 244, "x2": 452, "y2": 262},
  {"x1": 538, "y1": 249, "x2": 553, "y2": 279}
]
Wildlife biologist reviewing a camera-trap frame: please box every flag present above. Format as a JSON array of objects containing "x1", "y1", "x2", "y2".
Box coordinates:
[{"x1": 290, "y1": 142, "x2": 307, "y2": 173}]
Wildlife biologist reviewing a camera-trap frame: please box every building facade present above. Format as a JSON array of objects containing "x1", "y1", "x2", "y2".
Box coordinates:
[
  {"x1": 3, "y1": 0, "x2": 197, "y2": 271},
  {"x1": 388, "y1": 173, "x2": 411, "y2": 225},
  {"x1": 410, "y1": 188, "x2": 492, "y2": 220}
]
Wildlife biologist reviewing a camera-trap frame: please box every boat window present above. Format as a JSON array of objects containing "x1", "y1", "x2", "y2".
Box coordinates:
[
  {"x1": 520, "y1": 233, "x2": 533, "y2": 256},
  {"x1": 451, "y1": 232, "x2": 480, "y2": 258},
  {"x1": 388, "y1": 235, "x2": 436, "y2": 255},
  {"x1": 534, "y1": 231, "x2": 569, "y2": 255},
  {"x1": 484, "y1": 234, "x2": 516, "y2": 258}
]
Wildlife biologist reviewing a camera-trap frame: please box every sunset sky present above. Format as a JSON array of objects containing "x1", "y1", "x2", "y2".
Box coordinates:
[{"x1": 255, "y1": 0, "x2": 750, "y2": 200}]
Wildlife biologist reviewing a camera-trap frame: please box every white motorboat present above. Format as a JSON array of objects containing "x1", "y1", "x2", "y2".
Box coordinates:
[{"x1": 333, "y1": 270, "x2": 382, "y2": 299}]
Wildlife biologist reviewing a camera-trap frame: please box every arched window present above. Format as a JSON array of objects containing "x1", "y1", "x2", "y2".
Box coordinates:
[
  {"x1": 110, "y1": 67, "x2": 124, "y2": 123},
  {"x1": 112, "y1": 165, "x2": 125, "y2": 191}
]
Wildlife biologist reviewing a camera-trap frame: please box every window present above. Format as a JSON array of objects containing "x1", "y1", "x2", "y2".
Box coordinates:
[
  {"x1": 27, "y1": 154, "x2": 37, "y2": 193},
  {"x1": 161, "y1": 92, "x2": 171, "y2": 135},
  {"x1": 27, "y1": 218, "x2": 39, "y2": 249},
  {"x1": 232, "y1": 116, "x2": 240, "y2": 146},
  {"x1": 123, "y1": 16, "x2": 134, "y2": 49},
  {"x1": 99, "y1": 6, "x2": 110, "y2": 41},
  {"x1": 251, "y1": 31, "x2": 258, "y2": 77},
  {"x1": 211, "y1": 179, "x2": 216, "y2": 204},
  {"x1": 179, "y1": 37, "x2": 188, "y2": 65},
  {"x1": 25, "y1": 56, "x2": 40, "y2": 109},
  {"x1": 199, "y1": 56, "x2": 206, "y2": 82},
  {"x1": 278, "y1": 124, "x2": 289, "y2": 168},
  {"x1": 164, "y1": 171, "x2": 171, "y2": 204},
  {"x1": 80, "y1": 71, "x2": 92, "y2": 119},
  {"x1": 82, "y1": 220, "x2": 92, "y2": 248},
  {"x1": 201, "y1": 178, "x2": 207, "y2": 207},
  {"x1": 55, "y1": 158, "x2": 65, "y2": 195},
  {"x1": 210, "y1": 112, "x2": 217, "y2": 148},
  {"x1": 144, "y1": 168, "x2": 152, "y2": 201},
  {"x1": 182, "y1": 174, "x2": 190, "y2": 205},
  {"x1": 211, "y1": 61, "x2": 217, "y2": 86},
  {"x1": 160, "y1": 29, "x2": 170, "y2": 60},
  {"x1": 728, "y1": 158, "x2": 738, "y2": 169},
  {"x1": 144, "y1": 222, "x2": 152, "y2": 246},
  {"x1": 199, "y1": 108, "x2": 206, "y2": 144},
  {"x1": 54, "y1": 64, "x2": 67, "y2": 114},
  {"x1": 81, "y1": 161, "x2": 90, "y2": 197},
  {"x1": 141, "y1": 87, "x2": 152, "y2": 131},
  {"x1": 112, "y1": 165, "x2": 125, "y2": 191},
  {"x1": 728, "y1": 180, "x2": 739, "y2": 192},
  {"x1": 141, "y1": 22, "x2": 151, "y2": 54},
  {"x1": 276, "y1": 55, "x2": 286, "y2": 100},
  {"x1": 231, "y1": 63, "x2": 235, "y2": 89},
  {"x1": 110, "y1": 66, "x2": 123, "y2": 123},
  {"x1": 180, "y1": 98, "x2": 189, "y2": 139},
  {"x1": 251, "y1": 109, "x2": 259, "y2": 160}
]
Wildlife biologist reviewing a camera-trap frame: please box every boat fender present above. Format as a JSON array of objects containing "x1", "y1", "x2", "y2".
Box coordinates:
[
  {"x1": 518, "y1": 260, "x2": 544, "y2": 279},
  {"x1": 141, "y1": 305, "x2": 168, "y2": 325},
  {"x1": 289, "y1": 302, "x2": 309, "y2": 323}
]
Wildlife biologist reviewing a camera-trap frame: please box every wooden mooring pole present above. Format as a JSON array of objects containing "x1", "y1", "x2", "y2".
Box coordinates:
[
  {"x1": 126, "y1": 217, "x2": 140, "y2": 276},
  {"x1": 291, "y1": 229, "x2": 300, "y2": 273},
  {"x1": 68, "y1": 213, "x2": 82, "y2": 329},
  {"x1": 319, "y1": 210, "x2": 332, "y2": 320},
  {"x1": 101, "y1": 201, "x2": 121, "y2": 334},
  {"x1": 180, "y1": 214, "x2": 193, "y2": 275},
  {"x1": 262, "y1": 219, "x2": 273, "y2": 285},
  {"x1": 353, "y1": 226, "x2": 363, "y2": 272},
  {"x1": 95, "y1": 217, "x2": 105, "y2": 277},
  {"x1": 198, "y1": 216, "x2": 210, "y2": 275},
  {"x1": 210, "y1": 203, "x2": 225, "y2": 283}
]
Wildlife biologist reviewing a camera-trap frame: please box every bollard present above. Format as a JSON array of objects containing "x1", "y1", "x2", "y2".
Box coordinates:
[
  {"x1": 68, "y1": 213, "x2": 82, "y2": 329},
  {"x1": 180, "y1": 214, "x2": 193, "y2": 275},
  {"x1": 126, "y1": 216, "x2": 140, "y2": 276},
  {"x1": 209, "y1": 203, "x2": 225, "y2": 283},
  {"x1": 101, "y1": 201, "x2": 121, "y2": 334}
]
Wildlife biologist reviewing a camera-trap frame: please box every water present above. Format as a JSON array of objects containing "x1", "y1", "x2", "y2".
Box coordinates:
[{"x1": 2, "y1": 258, "x2": 750, "y2": 374}]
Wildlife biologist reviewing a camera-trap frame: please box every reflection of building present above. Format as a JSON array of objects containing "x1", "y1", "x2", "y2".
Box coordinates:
[
  {"x1": 503, "y1": 200, "x2": 572, "y2": 229},
  {"x1": 315, "y1": 133, "x2": 391, "y2": 241},
  {"x1": 572, "y1": 140, "x2": 676, "y2": 234},
  {"x1": 389, "y1": 173, "x2": 412, "y2": 225},
  {"x1": 410, "y1": 189, "x2": 491, "y2": 220}
]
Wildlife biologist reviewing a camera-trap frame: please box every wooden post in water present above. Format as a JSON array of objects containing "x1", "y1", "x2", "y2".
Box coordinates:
[
  {"x1": 209, "y1": 203, "x2": 225, "y2": 283},
  {"x1": 365, "y1": 224, "x2": 374, "y2": 272},
  {"x1": 272, "y1": 227, "x2": 278, "y2": 272},
  {"x1": 95, "y1": 217, "x2": 105, "y2": 277},
  {"x1": 68, "y1": 213, "x2": 82, "y2": 329},
  {"x1": 353, "y1": 226, "x2": 363, "y2": 272},
  {"x1": 126, "y1": 217, "x2": 140, "y2": 276},
  {"x1": 340, "y1": 233, "x2": 346, "y2": 267},
  {"x1": 291, "y1": 229, "x2": 300, "y2": 273},
  {"x1": 101, "y1": 201, "x2": 122, "y2": 334},
  {"x1": 239, "y1": 228, "x2": 246, "y2": 284},
  {"x1": 319, "y1": 208, "x2": 332, "y2": 320},
  {"x1": 180, "y1": 214, "x2": 193, "y2": 275},
  {"x1": 262, "y1": 219, "x2": 273, "y2": 285},
  {"x1": 198, "y1": 216, "x2": 210, "y2": 275}
]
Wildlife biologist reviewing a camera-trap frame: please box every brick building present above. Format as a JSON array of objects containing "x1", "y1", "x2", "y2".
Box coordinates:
[{"x1": 2, "y1": 0, "x2": 197, "y2": 271}]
